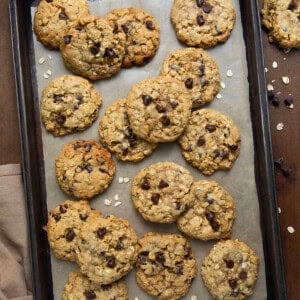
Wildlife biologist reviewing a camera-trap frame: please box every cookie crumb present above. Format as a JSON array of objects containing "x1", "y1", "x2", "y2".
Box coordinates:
[
  {"x1": 114, "y1": 194, "x2": 119, "y2": 201},
  {"x1": 123, "y1": 177, "x2": 130, "y2": 183},
  {"x1": 287, "y1": 226, "x2": 295, "y2": 234},
  {"x1": 216, "y1": 93, "x2": 222, "y2": 99},
  {"x1": 38, "y1": 57, "x2": 46, "y2": 64},
  {"x1": 220, "y1": 82, "x2": 226, "y2": 89},
  {"x1": 276, "y1": 123, "x2": 284, "y2": 131},
  {"x1": 278, "y1": 207, "x2": 281, "y2": 214},
  {"x1": 277, "y1": 91, "x2": 281, "y2": 95},
  {"x1": 267, "y1": 84, "x2": 274, "y2": 91},
  {"x1": 104, "y1": 199, "x2": 112, "y2": 206},
  {"x1": 282, "y1": 76, "x2": 290, "y2": 84},
  {"x1": 114, "y1": 201, "x2": 122, "y2": 207},
  {"x1": 226, "y1": 69, "x2": 233, "y2": 77},
  {"x1": 283, "y1": 57, "x2": 287, "y2": 61},
  {"x1": 118, "y1": 177, "x2": 124, "y2": 184},
  {"x1": 272, "y1": 61, "x2": 278, "y2": 68}
]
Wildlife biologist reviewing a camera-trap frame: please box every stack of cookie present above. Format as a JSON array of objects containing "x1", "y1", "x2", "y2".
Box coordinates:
[{"x1": 34, "y1": 0, "x2": 160, "y2": 79}]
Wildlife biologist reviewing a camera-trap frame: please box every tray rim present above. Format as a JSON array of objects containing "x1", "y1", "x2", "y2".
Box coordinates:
[{"x1": 9, "y1": 0, "x2": 287, "y2": 299}]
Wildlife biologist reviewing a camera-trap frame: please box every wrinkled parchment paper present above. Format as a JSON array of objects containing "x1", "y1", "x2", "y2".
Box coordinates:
[{"x1": 31, "y1": 0, "x2": 267, "y2": 298}]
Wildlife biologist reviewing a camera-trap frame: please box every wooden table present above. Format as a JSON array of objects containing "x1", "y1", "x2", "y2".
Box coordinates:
[{"x1": 0, "y1": 0, "x2": 299, "y2": 298}]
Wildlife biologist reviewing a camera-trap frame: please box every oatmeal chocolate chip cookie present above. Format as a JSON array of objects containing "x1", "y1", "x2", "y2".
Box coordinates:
[
  {"x1": 261, "y1": 0, "x2": 300, "y2": 49},
  {"x1": 55, "y1": 139, "x2": 115, "y2": 199},
  {"x1": 33, "y1": 0, "x2": 89, "y2": 49},
  {"x1": 136, "y1": 232, "x2": 197, "y2": 300},
  {"x1": 177, "y1": 180, "x2": 235, "y2": 240},
  {"x1": 126, "y1": 76, "x2": 192, "y2": 143},
  {"x1": 99, "y1": 98, "x2": 157, "y2": 162},
  {"x1": 46, "y1": 200, "x2": 102, "y2": 261},
  {"x1": 160, "y1": 48, "x2": 220, "y2": 108},
  {"x1": 41, "y1": 75, "x2": 102, "y2": 136},
  {"x1": 201, "y1": 239, "x2": 260, "y2": 299},
  {"x1": 105, "y1": 7, "x2": 160, "y2": 68},
  {"x1": 171, "y1": 0, "x2": 236, "y2": 48},
  {"x1": 76, "y1": 215, "x2": 139, "y2": 284},
  {"x1": 131, "y1": 162, "x2": 194, "y2": 223},
  {"x1": 178, "y1": 109, "x2": 241, "y2": 175},
  {"x1": 62, "y1": 269, "x2": 128, "y2": 300},
  {"x1": 60, "y1": 16, "x2": 126, "y2": 80}
]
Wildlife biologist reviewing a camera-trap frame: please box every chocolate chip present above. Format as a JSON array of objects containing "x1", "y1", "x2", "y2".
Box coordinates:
[
  {"x1": 239, "y1": 270, "x2": 247, "y2": 280},
  {"x1": 210, "y1": 220, "x2": 220, "y2": 231},
  {"x1": 170, "y1": 101, "x2": 178, "y2": 109},
  {"x1": 59, "y1": 205, "x2": 67, "y2": 213},
  {"x1": 99, "y1": 250, "x2": 106, "y2": 256},
  {"x1": 115, "y1": 238, "x2": 124, "y2": 250},
  {"x1": 206, "y1": 124, "x2": 216, "y2": 132},
  {"x1": 160, "y1": 115, "x2": 171, "y2": 126},
  {"x1": 113, "y1": 24, "x2": 119, "y2": 33},
  {"x1": 288, "y1": 0, "x2": 297, "y2": 10},
  {"x1": 83, "y1": 290, "x2": 96, "y2": 300},
  {"x1": 75, "y1": 24, "x2": 83, "y2": 31},
  {"x1": 267, "y1": 90, "x2": 274, "y2": 100},
  {"x1": 229, "y1": 144, "x2": 238, "y2": 151},
  {"x1": 53, "y1": 213, "x2": 61, "y2": 222},
  {"x1": 107, "y1": 256, "x2": 116, "y2": 268},
  {"x1": 145, "y1": 20, "x2": 154, "y2": 30},
  {"x1": 56, "y1": 114, "x2": 66, "y2": 125},
  {"x1": 104, "y1": 47, "x2": 115, "y2": 58},
  {"x1": 204, "y1": 196, "x2": 214, "y2": 204},
  {"x1": 90, "y1": 44, "x2": 100, "y2": 55},
  {"x1": 184, "y1": 245, "x2": 192, "y2": 258},
  {"x1": 284, "y1": 95, "x2": 293, "y2": 107},
  {"x1": 199, "y1": 64, "x2": 205, "y2": 76},
  {"x1": 175, "y1": 261, "x2": 184, "y2": 275},
  {"x1": 84, "y1": 143, "x2": 92, "y2": 152},
  {"x1": 46, "y1": 0, "x2": 53, "y2": 2},
  {"x1": 141, "y1": 178, "x2": 151, "y2": 190},
  {"x1": 228, "y1": 279, "x2": 238, "y2": 289},
  {"x1": 203, "y1": 3, "x2": 213, "y2": 13},
  {"x1": 138, "y1": 252, "x2": 148, "y2": 265},
  {"x1": 73, "y1": 143, "x2": 81, "y2": 150},
  {"x1": 53, "y1": 95, "x2": 62, "y2": 102},
  {"x1": 96, "y1": 227, "x2": 107, "y2": 239},
  {"x1": 122, "y1": 148, "x2": 129, "y2": 156},
  {"x1": 99, "y1": 167, "x2": 108, "y2": 174},
  {"x1": 220, "y1": 151, "x2": 229, "y2": 159},
  {"x1": 65, "y1": 228, "x2": 75, "y2": 241},
  {"x1": 59, "y1": 11, "x2": 69, "y2": 20},
  {"x1": 200, "y1": 78, "x2": 209, "y2": 86},
  {"x1": 274, "y1": 157, "x2": 283, "y2": 168},
  {"x1": 205, "y1": 210, "x2": 215, "y2": 221},
  {"x1": 213, "y1": 149, "x2": 220, "y2": 158},
  {"x1": 197, "y1": 15, "x2": 205, "y2": 26},
  {"x1": 159, "y1": 180, "x2": 169, "y2": 189},
  {"x1": 281, "y1": 167, "x2": 292, "y2": 177},
  {"x1": 155, "y1": 252, "x2": 165, "y2": 264},
  {"x1": 151, "y1": 193, "x2": 160, "y2": 204},
  {"x1": 101, "y1": 284, "x2": 112, "y2": 291},
  {"x1": 175, "y1": 201, "x2": 181, "y2": 210},
  {"x1": 80, "y1": 214, "x2": 88, "y2": 221},
  {"x1": 196, "y1": 0, "x2": 204, "y2": 7},
  {"x1": 85, "y1": 164, "x2": 93, "y2": 173},
  {"x1": 122, "y1": 24, "x2": 129, "y2": 34},
  {"x1": 142, "y1": 95, "x2": 152, "y2": 106},
  {"x1": 197, "y1": 136, "x2": 205, "y2": 146},
  {"x1": 185, "y1": 78, "x2": 194, "y2": 89},
  {"x1": 271, "y1": 96, "x2": 280, "y2": 107},
  {"x1": 155, "y1": 103, "x2": 167, "y2": 113},
  {"x1": 63, "y1": 35, "x2": 72, "y2": 44},
  {"x1": 224, "y1": 259, "x2": 234, "y2": 268}
]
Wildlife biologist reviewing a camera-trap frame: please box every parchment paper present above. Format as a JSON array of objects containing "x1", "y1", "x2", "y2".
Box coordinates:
[{"x1": 31, "y1": 0, "x2": 267, "y2": 298}]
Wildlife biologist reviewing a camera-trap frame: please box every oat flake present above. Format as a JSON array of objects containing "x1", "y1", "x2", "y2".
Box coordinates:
[
  {"x1": 220, "y1": 82, "x2": 226, "y2": 89},
  {"x1": 216, "y1": 93, "x2": 222, "y2": 99},
  {"x1": 226, "y1": 69, "x2": 233, "y2": 77},
  {"x1": 118, "y1": 177, "x2": 124, "y2": 184},
  {"x1": 287, "y1": 226, "x2": 295, "y2": 234},
  {"x1": 272, "y1": 61, "x2": 278, "y2": 68},
  {"x1": 282, "y1": 76, "x2": 290, "y2": 84},
  {"x1": 104, "y1": 199, "x2": 111, "y2": 206},
  {"x1": 276, "y1": 123, "x2": 284, "y2": 131},
  {"x1": 267, "y1": 84, "x2": 274, "y2": 91},
  {"x1": 114, "y1": 201, "x2": 122, "y2": 207},
  {"x1": 124, "y1": 177, "x2": 130, "y2": 183}
]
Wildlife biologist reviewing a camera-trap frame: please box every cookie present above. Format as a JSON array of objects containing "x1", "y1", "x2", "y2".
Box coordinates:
[
  {"x1": 55, "y1": 139, "x2": 116, "y2": 199},
  {"x1": 62, "y1": 269, "x2": 128, "y2": 300},
  {"x1": 201, "y1": 239, "x2": 260, "y2": 299},
  {"x1": 46, "y1": 200, "x2": 102, "y2": 261},
  {"x1": 177, "y1": 180, "x2": 235, "y2": 240},
  {"x1": 105, "y1": 7, "x2": 160, "y2": 68},
  {"x1": 178, "y1": 109, "x2": 241, "y2": 175},
  {"x1": 76, "y1": 215, "x2": 139, "y2": 284},
  {"x1": 136, "y1": 232, "x2": 197, "y2": 300},
  {"x1": 161, "y1": 48, "x2": 220, "y2": 108},
  {"x1": 261, "y1": 0, "x2": 300, "y2": 49},
  {"x1": 99, "y1": 98, "x2": 157, "y2": 162},
  {"x1": 33, "y1": 0, "x2": 89, "y2": 50},
  {"x1": 40, "y1": 75, "x2": 102, "y2": 136},
  {"x1": 131, "y1": 162, "x2": 194, "y2": 223},
  {"x1": 171, "y1": 0, "x2": 236, "y2": 48},
  {"x1": 60, "y1": 16, "x2": 126, "y2": 80},
  {"x1": 126, "y1": 76, "x2": 192, "y2": 143}
]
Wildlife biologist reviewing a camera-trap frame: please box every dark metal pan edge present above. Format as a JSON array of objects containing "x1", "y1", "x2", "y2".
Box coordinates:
[{"x1": 8, "y1": 0, "x2": 287, "y2": 299}]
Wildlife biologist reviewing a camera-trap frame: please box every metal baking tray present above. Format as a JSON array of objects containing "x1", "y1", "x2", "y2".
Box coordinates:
[{"x1": 9, "y1": 0, "x2": 287, "y2": 299}]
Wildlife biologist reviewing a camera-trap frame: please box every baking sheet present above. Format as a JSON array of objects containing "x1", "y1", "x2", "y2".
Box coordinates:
[{"x1": 31, "y1": 0, "x2": 267, "y2": 298}]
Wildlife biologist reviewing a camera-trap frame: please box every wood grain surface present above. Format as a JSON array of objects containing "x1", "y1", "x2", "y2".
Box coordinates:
[{"x1": 0, "y1": 0, "x2": 299, "y2": 298}]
